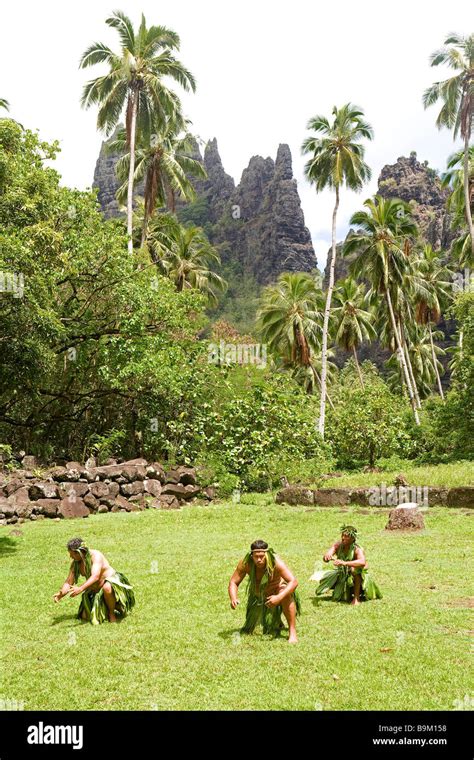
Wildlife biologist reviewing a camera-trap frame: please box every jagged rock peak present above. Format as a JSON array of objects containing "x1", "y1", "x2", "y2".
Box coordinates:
[{"x1": 275, "y1": 143, "x2": 293, "y2": 180}]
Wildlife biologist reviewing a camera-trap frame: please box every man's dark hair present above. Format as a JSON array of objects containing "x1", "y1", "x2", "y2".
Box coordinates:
[
  {"x1": 67, "y1": 537, "x2": 84, "y2": 551},
  {"x1": 250, "y1": 539, "x2": 268, "y2": 551}
]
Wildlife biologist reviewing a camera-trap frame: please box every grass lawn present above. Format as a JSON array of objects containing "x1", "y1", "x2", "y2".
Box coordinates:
[
  {"x1": 1, "y1": 497, "x2": 472, "y2": 711},
  {"x1": 316, "y1": 460, "x2": 474, "y2": 489}
]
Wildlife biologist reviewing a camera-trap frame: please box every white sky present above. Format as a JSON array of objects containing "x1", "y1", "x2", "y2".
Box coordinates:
[{"x1": 1, "y1": 0, "x2": 469, "y2": 269}]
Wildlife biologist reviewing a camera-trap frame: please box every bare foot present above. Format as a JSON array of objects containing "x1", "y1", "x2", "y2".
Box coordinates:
[
  {"x1": 109, "y1": 612, "x2": 118, "y2": 622},
  {"x1": 288, "y1": 632, "x2": 298, "y2": 644},
  {"x1": 351, "y1": 598, "x2": 361, "y2": 606}
]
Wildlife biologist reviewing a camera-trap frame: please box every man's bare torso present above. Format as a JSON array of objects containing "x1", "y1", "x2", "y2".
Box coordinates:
[
  {"x1": 77, "y1": 549, "x2": 115, "y2": 591},
  {"x1": 244, "y1": 559, "x2": 286, "y2": 595}
]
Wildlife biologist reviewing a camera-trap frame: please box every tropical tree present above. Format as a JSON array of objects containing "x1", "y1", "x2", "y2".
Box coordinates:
[
  {"x1": 0, "y1": 98, "x2": 9, "y2": 111},
  {"x1": 80, "y1": 10, "x2": 196, "y2": 254},
  {"x1": 109, "y1": 116, "x2": 207, "y2": 245},
  {"x1": 442, "y1": 146, "x2": 474, "y2": 266},
  {"x1": 412, "y1": 244, "x2": 453, "y2": 398},
  {"x1": 332, "y1": 277, "x2": 376, "y2": 388},
  {"x1": 150, "y1": 222, "x2": 226, "y2": 306},
  {"x1": 344, "y1": 195, "x2": 421, "y2": 424},
  {"x1": 257, "y1": 272, "x2": 328, "y2": 394},
  {"x1": 302, "y1": 103, "x2": 373, "y2": 436},
  {"x1": 423, "y1": 33, "x2": 474, "y2": 258}
]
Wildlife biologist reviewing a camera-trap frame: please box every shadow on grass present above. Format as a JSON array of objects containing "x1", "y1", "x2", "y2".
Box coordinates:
[
  {"x1": 0, "y1": 536, "x2": 19, "y2": 557},
  {"x1": 311, "y1": 596, "x2": 336, "y2": 607},
  {"x1": 218, "y1": 628, "x2": 288, "y2": 642},
  {"x1": 50, "y1": 613, "x2": 83, "y2": 626},
  {"x1": 51, "y1": 613, "x2": 125, "y2": 626}
]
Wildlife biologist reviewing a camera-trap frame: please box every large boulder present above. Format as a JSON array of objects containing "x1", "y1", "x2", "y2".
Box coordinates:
[
  {"x1": 427, "y1": 487, "x2": 449, "y2": 506},
  {"x1": 35, "y1": 499, "x2": 59, "y2": 517},
  {"x1": 447, "y1": 487, "x2": 474, "y2": 508},
  {"x1": 58, "y1": 482, "x2": 90, "y2": 500},
  {"x1": 83, "y1": 493, "x2": 99, "y2": 511},
  {"x1": 121, "y1": 481, "x2": 144, "y2": 496},
  {"x1": 313, "y1": 488, "x2": 351, "y2": 506},
  {"x1": 89, "y1": 482, "x2": 115, "y2": 499},
  {"x1": 146, "y1": 463, "x2": 166, "y2": 483},
  {"x1": 163, "y1": 466, "x2": 198, "y2": 486},
  {"x1": 0, "y1": 497, "x2": 16, "y2": 518},
  {"x1": 149, "y1": 494, "x2": 180, "y2": 510},
  {"x1": 113, "y1": 494, "x2": 140, "y2": 512},
  {"x1": 29, "y1": 482, "x2": 60, "y2": 500},
  {"x1": 58, "y1": 496, "x2": 89, "y2": 519},
  {"x1": 4, "y1": 479, "x2": 24, "y2": 497},
  {"x1": 276, "y1": 486, "x2": 314, "y2": 506},
  {"x1": 144, "y1": 479, "x2": 162, "y2": 497},
  {"x1": 121, "y1": 465, "x2": 147, "y2": 482},
  {"x1": 161, "y1": 483, "x2": 190, "y2": 500},
  {"x1": 7, "y1": 487, "x2": 31, "y2": 510},
  {"x1": 386, "y1": 503, "x2": 425, "y2": 531},
  {"x1": 22, "y1": 455, "x2": 38, "y2": 470}
]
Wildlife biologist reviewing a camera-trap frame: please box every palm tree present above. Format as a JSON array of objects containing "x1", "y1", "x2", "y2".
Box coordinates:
[
  {"x1": 423, "y1": 33, "x2": 474, "y2": 258},
  {"x1": 151, "y1": 223, "x2": 226, "y2": 306},
  {"x1": 344, "y1": 195, "x2": 421, "y2": 424},
  {"x1": 109, "y1": 116, "x2": 207, "y2": 245},
  {"x1": 332, "y1": 278, "x2": 376, "y2": 388},
  {"x1": 442, "y1": 147, "x2": 474, "y2": 267},
  {"x1": 257, "y1": 272, "x2": 331, "y2": 395},
  {"x1": 411, "y1": 244, "x2": 452, "y2": 398},
  {"x1": 0, "y1": 98, "x2": 9, "y2": 111},
  {"x1": 302, "y1": 103, "x2": 373, "y2": 437},
  {"x1": 257, "y1": 273, "x2": 323, "y2": 363},
  {"x1": 80, "y1": 10, "x2": 196, "y2": 254}
]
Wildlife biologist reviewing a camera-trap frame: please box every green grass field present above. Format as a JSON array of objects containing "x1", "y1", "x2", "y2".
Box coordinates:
[
  {"x1": 1, "y1": 497, "x2": 472, "y2": 711},
  {"x1": 317, "y1": 460, "x2": 474, "y2": 488}
]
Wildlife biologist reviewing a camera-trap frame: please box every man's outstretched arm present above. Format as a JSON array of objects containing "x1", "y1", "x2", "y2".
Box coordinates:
[
  {"x1": 228, "y1": 561, "x2": 247, "y2": 609},
  {"x1": 53, "y1": 564, "x2": 75, "y2": 602},
  {"x1": 323, "y1": 541, "x2": 340, "y2": 562},
  {"x1": 69, "y1": 556, "x2": 103, "y2": 596}
]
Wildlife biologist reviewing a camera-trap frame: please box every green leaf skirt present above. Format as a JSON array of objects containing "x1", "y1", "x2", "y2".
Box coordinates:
[
  {"x1": 315, "y1": 566, "x2": 382, "y2": 603},
  {"x1": 77, "y1": 572, "x2": 136, "y2": 625},
  {"x1": 241, "y1": 589, "x2": 302, "y2": 637}
]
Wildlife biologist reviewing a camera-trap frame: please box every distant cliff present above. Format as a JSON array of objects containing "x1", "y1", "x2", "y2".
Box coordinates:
[
  {"x1": 323, "y1": 151, "x2": 456, "y2": 287},
  {"x1": 92, "y1": 134, "x2": 316, "y2": 286}
]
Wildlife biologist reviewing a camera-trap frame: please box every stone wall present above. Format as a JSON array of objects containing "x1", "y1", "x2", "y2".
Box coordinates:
[{"x1": 0, "y1": 459, "x2": 214, "y2": 525}]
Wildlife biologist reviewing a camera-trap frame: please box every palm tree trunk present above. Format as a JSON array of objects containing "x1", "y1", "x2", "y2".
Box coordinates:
[
  {"x1": 312, "y1": 366, "x2": 335, "y2": 411},
  {"x1": 318, "y1": 186, "x2": 339, "y2": 437},
  {"x1": 403, "y1": 336, "x2": 422, "y2": 410},
  {"x1": 463, "y1": 132, "x2": 474, "y2": 258},
  {"x1": 140, "y1": 210, "x2": 149, "y2": 248},
  {"x1": 127, "y1": 91, "x2": 138, "y2": 255},
  {"x1": 352, "y1": 345, "x2": 364, "y2": 388},
  {"x1": 386, "y1": 289, "x2": 420, "y2": 425},
  {"x1": 399, "y1": 317, "x2": 421, "y2": 409},
  {"x1": 429, "y1": 322, "x2": 445, "y2": 399}
]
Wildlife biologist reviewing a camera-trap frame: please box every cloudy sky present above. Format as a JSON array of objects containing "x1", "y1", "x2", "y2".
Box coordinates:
[{"x1": 2, "y1": 0, "x2": 468, "y2": 268}]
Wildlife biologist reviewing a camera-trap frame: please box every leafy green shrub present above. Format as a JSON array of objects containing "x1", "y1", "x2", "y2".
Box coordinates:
[{"x1": 326, "y1": 375, "x2": 412, "y2": 469}]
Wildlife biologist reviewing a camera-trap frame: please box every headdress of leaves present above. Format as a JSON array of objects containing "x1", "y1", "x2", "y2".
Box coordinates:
[
  {"x1": 340, "y1": 524, "x2": 358, "y2": 541},
  {"x1": 71, "y1": 541, "x2": 92, "y2": 583},
  {"x1": 242, "y1": 547, "x2": 276, "y2": 597}
]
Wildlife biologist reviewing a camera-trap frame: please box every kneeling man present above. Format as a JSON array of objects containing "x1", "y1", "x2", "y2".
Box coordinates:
[
  {"x1": 53, "y1": 537, "x2": 135, "y2": 624},
  {"x1": 228, "y1": 539, "x2": 300, "y2": 643},
  {"x1": 314, "y1": 524, "x2": 382, "y2": 605}
]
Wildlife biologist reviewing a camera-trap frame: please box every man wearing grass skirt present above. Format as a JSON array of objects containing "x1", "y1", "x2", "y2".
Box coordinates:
[
  {"x1": 53, "y1": 538, "x2": 135, "y2": 624},
  {"x1": 228, "y1": 539, "x2": 301, "y2": 643},
  {"x1": 313, "y1": 525, "x2": 382, "y2": 605}
]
